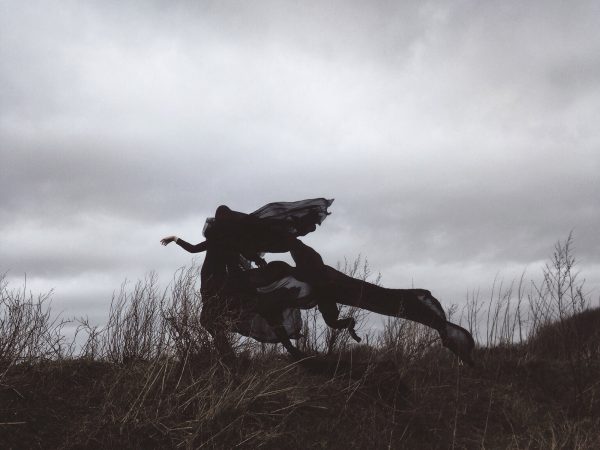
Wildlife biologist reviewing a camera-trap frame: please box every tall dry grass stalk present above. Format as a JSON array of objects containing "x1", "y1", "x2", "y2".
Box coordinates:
[
  {"x1": 1, "y1": 274, "x2": 71, "y2": 375},
  {"x1": 460, "y1": 234, "x2": 595, "y2": 352},
  {"x1": 3, "y1": 235, "x2": 596, "y2": 371},
  {"x1": 3, "y1": 235, "x2": 596, "y2": 369}
]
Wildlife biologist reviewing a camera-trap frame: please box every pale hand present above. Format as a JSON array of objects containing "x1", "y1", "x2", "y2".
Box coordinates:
[{"x1": 161, "y1": 236, "x2": 177, "y2": 246}]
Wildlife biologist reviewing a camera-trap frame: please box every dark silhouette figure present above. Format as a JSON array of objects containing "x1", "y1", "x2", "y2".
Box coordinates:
[
  {"x1": 161, "y1": 199, "x2": 475, "y2": 365},
  {"x1": 161, "y1": 199, "x2": 336, "y2": 357}
]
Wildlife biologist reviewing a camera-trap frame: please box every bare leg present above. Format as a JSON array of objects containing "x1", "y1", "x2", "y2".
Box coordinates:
[{"x1": 318, "y1": 300, "x2": 361, "y2": 342}]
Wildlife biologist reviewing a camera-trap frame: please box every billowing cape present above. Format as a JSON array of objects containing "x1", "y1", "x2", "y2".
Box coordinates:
[
  {"x1": 224, "y1": 198, "x2": 333, "y2": 342},
  {"x1": 250, "y1": 198, "x2": 334, "y2": 237},
  {"x1": 234, "y1": 307, "x2": 304, "y2": 343},
  {"x1": 233, "y1": 276, "x2": 315, "y2": 343}
]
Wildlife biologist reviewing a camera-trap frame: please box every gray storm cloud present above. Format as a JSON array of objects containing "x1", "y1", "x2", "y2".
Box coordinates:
[{"x1": 1, "y1": 0, "x2": 599, "y2": 321}]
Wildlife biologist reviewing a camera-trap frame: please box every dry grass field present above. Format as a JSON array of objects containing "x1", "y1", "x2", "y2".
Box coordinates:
[{"x1": 2, "y1": 237, "x2": 599, "y2": 449}]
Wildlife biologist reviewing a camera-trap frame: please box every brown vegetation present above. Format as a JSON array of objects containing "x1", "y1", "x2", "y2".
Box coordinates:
[{"x1": 1, "y1": 237, "x2": 599, "y2": 449}]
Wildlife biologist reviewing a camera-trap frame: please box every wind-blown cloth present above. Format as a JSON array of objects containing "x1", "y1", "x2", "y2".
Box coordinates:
[
  {"x1": 202, "y1": 198, "x2": 334, "y2": 264},
  {"x1": 225, "y1": 199, "x2": 332, "y2": 342},
  {"x1": 234, "y1": 307, "x2": 303, "y2": 343},
  {"x1": 201, "y1": 198, "x2": 334, "y2": 342},
  {"x1": 250, "y1": 198, "x2": 334, "y2": 237},
  {"x1": 233, "y1": 276, "x2": 316, "y2": 343}
]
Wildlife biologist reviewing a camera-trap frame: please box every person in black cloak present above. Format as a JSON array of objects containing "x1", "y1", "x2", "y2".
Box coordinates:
[
  {"x1": 161, "y1": 198, "x2": 337, "y2": 357},
  {"x1": 162, "y1": 198, "x2": 475, "y2": 365}
]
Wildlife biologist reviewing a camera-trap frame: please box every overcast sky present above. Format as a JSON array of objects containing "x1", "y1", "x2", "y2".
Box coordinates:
[{"x1": 1, "y1": 0, "x2": 599, "y2": 327}]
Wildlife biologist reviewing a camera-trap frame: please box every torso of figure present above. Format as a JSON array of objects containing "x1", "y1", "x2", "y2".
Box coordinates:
[{"x1": 204, "y1": 215, "x2": 294, "y2": 258}]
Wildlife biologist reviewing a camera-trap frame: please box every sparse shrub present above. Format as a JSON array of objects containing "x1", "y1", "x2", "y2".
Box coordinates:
[
  {"x1": 529, "y1": 307, "x2": 600, "y2": 360},
  {"x1": 0, "y1": 274, "x2": 70, "y2": 373}
]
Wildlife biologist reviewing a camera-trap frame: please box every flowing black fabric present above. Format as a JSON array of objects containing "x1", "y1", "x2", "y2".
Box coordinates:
[
  {"x1": 249, "y1": 198, "x2": 334, "y2": 237},
  {"x1": 223, "y1": 262, "x2": 475, "y2": 364},
  {"x1": 234, "y1": 305, "x2": 303, "y2": 343},
  {"x1": 198, "y1": 199, "x2": 333, "y2": 341},
  {"x1": 202, "y1": 198, "x2": 333, "y2": 268}
]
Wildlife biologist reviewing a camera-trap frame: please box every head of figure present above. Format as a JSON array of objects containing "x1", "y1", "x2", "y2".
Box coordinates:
[{"x1": 203, "y1": 217, "x2": 215, "y2": 237}]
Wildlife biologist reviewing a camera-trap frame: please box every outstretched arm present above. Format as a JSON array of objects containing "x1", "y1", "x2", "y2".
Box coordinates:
[
  {"x1": 160, "y1": 236, "x2": 208, "y2": 253},
  {"x1": 161, "y1": 233, "x2": 267, "y2": 266}
]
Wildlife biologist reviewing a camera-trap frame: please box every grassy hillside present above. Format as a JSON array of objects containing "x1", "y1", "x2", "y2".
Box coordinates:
[{"x1": 2, "y1": 237, "x2": 599, "y2": 449}]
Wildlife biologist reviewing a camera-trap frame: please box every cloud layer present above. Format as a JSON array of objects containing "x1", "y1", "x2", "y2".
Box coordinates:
[{"x1": 2, "y1": 0, "x2": 599, "y2": 322}]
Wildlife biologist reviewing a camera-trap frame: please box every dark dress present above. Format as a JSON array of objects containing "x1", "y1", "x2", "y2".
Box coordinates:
[
  {"x1": 177, "y1": 199, "x2": 334, "y2": 341},
  {"x1": 204, "y1": 198, "x2": 333, "y2": 254},
  {"x1": 249, "y1": 198, "x2": 334, "y2": 236},
  {"x1": 201, "y1": 198, "x2": 333, "y2": 282}
]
